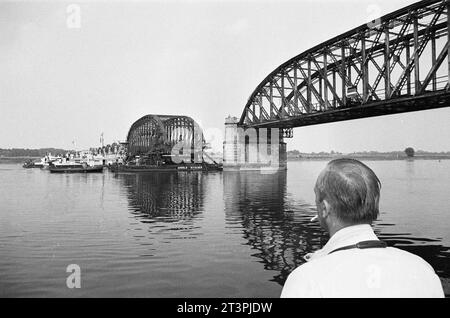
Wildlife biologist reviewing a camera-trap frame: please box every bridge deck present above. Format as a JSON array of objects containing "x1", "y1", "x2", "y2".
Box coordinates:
[{"x1": 244, "y1": 91, "x2": 450, "y2": 129}]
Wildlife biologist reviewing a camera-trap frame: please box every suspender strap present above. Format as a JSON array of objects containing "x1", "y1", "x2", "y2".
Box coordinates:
[{"x1": 328, "y1": 240, "x2": 387, "y2": 255}]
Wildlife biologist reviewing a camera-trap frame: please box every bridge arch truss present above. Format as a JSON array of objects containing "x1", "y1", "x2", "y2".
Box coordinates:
[
  {"x1": 240, "y1": 0, "x2": 450, "y2": 129},
  {"x1": 126, "y1": 114, "x2": 204, "y2": 158}
]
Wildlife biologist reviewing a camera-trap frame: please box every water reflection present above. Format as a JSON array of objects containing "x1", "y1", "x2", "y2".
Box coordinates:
[
  {"x1": 118, "y1": 172, "x2": 204, "y2": 223},
  {"x1": 223, "y1": 171, "x2": 329, "y2": 285}
]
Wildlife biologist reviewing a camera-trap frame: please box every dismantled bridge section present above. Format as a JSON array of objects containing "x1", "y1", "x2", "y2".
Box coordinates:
[{"x1": 126, "y1": 115, "x2": 204, "y2": 164}]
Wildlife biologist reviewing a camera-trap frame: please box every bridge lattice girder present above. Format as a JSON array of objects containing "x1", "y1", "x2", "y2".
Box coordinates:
[
  {"x1": 240, "y1": 0, "x2": 450, "y2": 129},
  {"x1": 126, "y1": 114, "x2": 204, "y2": 157}
]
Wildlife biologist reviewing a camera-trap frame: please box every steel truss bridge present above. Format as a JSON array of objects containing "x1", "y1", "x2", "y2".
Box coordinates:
[
  {"x1": 126, "y1": 114, "x2": 204, "y2": 157},
  {"x1": 239, "y1": 0, "x2": 450, "y2": 136}
]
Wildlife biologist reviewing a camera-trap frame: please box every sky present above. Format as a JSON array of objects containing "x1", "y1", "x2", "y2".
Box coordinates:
[{"x1": 1, "y1": 0, "x2": 450, "y2": 153}]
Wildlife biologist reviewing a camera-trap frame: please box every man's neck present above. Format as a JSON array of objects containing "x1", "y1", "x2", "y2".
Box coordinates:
[
  {"x1": 328, "y1": 221, "x2": 371, "y2": 238},
  {"x1": 328, "y1": 224, "x2": 347, "y2": 238}
]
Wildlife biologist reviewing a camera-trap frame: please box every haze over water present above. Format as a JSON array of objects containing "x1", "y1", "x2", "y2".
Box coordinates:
[{"x1": 0, "y1": 160, "x2": 448, "y2": 297}]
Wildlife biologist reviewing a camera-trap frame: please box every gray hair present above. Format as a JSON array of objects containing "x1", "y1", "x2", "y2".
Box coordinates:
[{"x1": 315, "y1": 158, "x2": 381, "y2": 224}]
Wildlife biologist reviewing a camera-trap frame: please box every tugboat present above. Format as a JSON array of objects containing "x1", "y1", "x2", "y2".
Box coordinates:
[{"x1": 49, "y1": 159, "x2": 103, "y2": 173}]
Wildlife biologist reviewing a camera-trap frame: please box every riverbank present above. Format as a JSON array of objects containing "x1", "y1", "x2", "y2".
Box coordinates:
[
  {"x1": 0, "y1": 157, "x2": 40, "y2": 163},
  {"x1": 288, "y1": 154, "x2": 450, "y2": 161}
]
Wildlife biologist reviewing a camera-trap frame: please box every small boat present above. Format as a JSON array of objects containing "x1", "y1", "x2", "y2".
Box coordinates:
[
  {"x1": 23, "y1": 159, "x2": 45, "y2": 168},
  {"x1": 49, "y1": 162, "x2": 104, "y2": 173},
  {"x1": 23, "y1": 155, "x2": 62, "y2": 169},
  {"x1": 22, "y1": 159, "x2": 48, "y2": 168}
]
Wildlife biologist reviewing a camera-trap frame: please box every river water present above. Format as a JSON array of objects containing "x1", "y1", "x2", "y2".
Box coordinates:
[{"x1": 0, "y1": 160, "x2": 449, "y2": 297}]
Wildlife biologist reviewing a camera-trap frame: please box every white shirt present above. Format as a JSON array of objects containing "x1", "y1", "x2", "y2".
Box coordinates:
[{"x1": 281, "y1": 224, "x2": 444, "y2": 298}]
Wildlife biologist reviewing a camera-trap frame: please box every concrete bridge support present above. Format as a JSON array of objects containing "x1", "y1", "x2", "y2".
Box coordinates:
[{"x1": 223, "y1": 116, "x2": 287, "y2": 171}]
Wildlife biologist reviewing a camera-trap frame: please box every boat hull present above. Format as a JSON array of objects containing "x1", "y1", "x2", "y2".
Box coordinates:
[{"x1": 110, "y1": 163, "x2": 222, "y2": 173}]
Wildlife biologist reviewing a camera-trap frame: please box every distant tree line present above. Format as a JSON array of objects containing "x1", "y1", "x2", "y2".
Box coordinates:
[
  {"x1": 287, "y1": 148, "x2": 450, "y2": 157},
  {"x1": 0, "y1": 142, "x2": 124, "y2": 158},
  {"x1": 0, "y1": 148, "x2": 70, "y2": 157}
]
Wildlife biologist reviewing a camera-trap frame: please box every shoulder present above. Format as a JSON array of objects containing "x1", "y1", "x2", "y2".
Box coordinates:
[
  {"x1": 385, "y1": 247, "x2": 437, "y2": 272},
  {"x1": 280, "y1": 263, "x2": 322, "y2": 298},
  {"x1": 287, "y1": 261, "x2": 318, "y2": 278},
  {"x1": 286, "y1": 255, "x2": 333, "y2": 280}
]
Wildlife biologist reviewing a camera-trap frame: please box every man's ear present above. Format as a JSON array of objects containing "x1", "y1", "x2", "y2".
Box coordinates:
[{"x1": 321, "y1": 199, "x2": 331, "y2": 219}]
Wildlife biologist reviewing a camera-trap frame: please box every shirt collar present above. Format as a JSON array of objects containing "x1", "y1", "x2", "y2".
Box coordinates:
[{"x1": 306, "y1": 224, "x2": 379, "y2": 261}]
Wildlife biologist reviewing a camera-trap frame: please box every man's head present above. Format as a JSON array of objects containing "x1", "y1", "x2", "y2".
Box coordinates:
[{"x1": 314, "y1": 159, "x2": 381, "y2": 235}]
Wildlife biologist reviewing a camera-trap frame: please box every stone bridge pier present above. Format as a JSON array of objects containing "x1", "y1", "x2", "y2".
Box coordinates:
[{"x1": 222, "y1": 116, "x2": 287, "y2": 171}]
